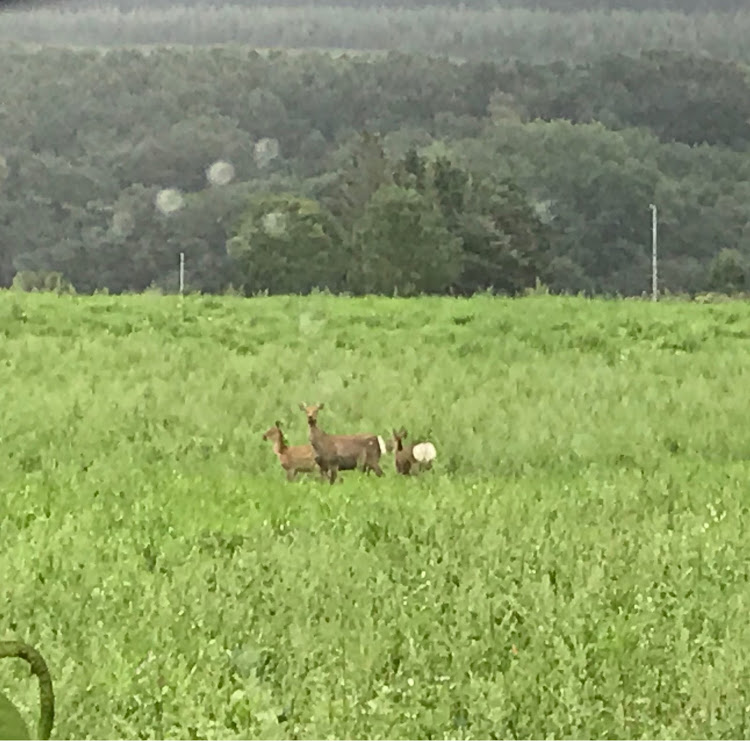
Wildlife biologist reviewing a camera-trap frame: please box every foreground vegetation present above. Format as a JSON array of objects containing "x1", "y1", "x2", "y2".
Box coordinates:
[{"x1": 3, "y1": 291, "x2": 750, "y2": 739}]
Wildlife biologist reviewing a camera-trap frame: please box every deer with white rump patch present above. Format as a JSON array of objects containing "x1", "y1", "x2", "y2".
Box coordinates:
[
  {"x1": 262, "y1": 421, "x2": 324, "y2": 482},
  {"x1": 391, "y1": 427, "x2": 437, "y2": 475},
  {"x1": 299, "y1": 402, "x2": 385, "y2": 484}
]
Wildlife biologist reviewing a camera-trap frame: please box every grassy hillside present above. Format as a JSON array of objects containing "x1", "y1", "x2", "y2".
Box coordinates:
[{"x1": 3, "y1": 291, "x2": 750, "y2": 739}]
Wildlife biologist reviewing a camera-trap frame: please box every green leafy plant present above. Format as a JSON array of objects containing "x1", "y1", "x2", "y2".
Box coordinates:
[
  {"x1": 5, "y1": 291, "x2": 750, "y2": 737},
  {"x1": 0, "y1": 642, "x2": 54, "y2": 741}
]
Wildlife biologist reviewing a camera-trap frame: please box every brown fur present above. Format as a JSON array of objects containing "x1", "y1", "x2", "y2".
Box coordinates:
[
  {"x1": 262, "y1": 421, "x2": 323, "y2": 482},
  {"x1": 391, "y1": 427, "x2": 434, "y2": 475},
  {"x1": 299, "y1": 402, "x2": 385, "y2": 484}
]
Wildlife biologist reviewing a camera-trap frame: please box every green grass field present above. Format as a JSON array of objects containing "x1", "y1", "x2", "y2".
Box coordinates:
[{"x1": 3, "y1": 290, "x2": 750, "y2": 739}]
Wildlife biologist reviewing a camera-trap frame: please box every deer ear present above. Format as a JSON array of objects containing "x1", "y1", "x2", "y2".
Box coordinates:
[
  {"x1": 318, "y1": 403, "x2": 325, "y2": 410},
  {"x1": 298, "y1": 402, "x2": 306, "y2": 411},
  {"x1": 275, "y1": 420, "x2": 282, "y2": 428}
]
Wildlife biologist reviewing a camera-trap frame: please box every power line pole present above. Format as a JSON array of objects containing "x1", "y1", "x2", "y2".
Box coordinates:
[{"x1": 649, "y1": 203, "x2": 658, "y2": 302}]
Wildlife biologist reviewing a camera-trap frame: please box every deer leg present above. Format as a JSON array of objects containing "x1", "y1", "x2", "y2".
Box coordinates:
[
  {"x1": 286, "y1": 469, "x2": 297, "y2": 482},
  {"x1": 356, "y1": 449, "x2": 368, "y2": 472},
  {"x1": 313, "y1": 455, "x2": 327, "y2": 481},
  {"x1": 328, "y1": 465, "x2": 338, "y2": 485},
  {"x1": 313, "y1": 456, "x2": 329, "y2": 482}
]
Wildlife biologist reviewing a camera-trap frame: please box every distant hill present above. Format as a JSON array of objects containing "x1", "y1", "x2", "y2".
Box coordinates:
[{"x1": 8, "y1": 0, "x2": 748, "y2": 14}]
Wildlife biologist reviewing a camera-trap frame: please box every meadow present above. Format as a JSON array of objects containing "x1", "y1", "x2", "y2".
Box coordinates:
[{"x1": 3, "y1": 290, "x2": 750, "y2": 739}]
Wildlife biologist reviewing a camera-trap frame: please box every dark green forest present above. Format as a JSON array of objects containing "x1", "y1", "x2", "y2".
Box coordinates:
[{"x1": 2, "y1": 3, "x2": 750, "y2": 297}]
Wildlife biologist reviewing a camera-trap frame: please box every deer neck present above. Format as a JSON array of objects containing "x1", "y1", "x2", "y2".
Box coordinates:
[{"x1": 273, "y1": 436, "x2": 287, "y2": 457}]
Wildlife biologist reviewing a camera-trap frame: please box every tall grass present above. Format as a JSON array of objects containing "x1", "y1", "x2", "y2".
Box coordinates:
[{"x1": 3, "y1": 291, "x2": 750, "y2": 739}]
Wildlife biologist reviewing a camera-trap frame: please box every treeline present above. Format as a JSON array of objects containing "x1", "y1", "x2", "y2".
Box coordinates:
[
  {"x1": 3, "y1": 6, "x2": 750, "y2": 64},
  {"x1": 36, "y1": 0, "x2": 750, "y2": 13},
  {"x1": 3, "y1": 44, "x2": 750, "y2": 297}
]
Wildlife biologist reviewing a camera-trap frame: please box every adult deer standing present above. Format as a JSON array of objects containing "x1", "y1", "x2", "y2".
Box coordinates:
[{"x1": 299, "y1": 402, "x2": 385, "y2": 484}]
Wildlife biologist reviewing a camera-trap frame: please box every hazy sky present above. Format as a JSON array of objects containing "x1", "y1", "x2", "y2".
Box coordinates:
[{"x1": 0, "y1": 0, "x2": 745, "y2": 14}]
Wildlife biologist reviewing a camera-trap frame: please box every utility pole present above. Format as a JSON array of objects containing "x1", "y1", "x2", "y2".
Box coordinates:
[{"x1": 649, "y1": 203, "x2": 658, "y2": 302}]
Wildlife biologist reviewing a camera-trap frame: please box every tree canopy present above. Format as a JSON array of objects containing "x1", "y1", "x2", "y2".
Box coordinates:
[{"x1": 2, "y1": 16, "x2": 750, "y2": 297}]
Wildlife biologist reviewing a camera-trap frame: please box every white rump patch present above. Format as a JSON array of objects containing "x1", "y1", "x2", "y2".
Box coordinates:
[
  {"x1": 413, "y1": 442, "x2": 437, "y2": 463},
  {"x1": 377, "y1": 435, "x2": 387, "y2": 455}
]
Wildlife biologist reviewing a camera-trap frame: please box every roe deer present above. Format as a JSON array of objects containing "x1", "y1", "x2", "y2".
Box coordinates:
[
  {"x1": 262, "y1": 421, "x2": 322, "y2": 481},
  {"x1": 391, "y1": 427, "x2": 437, "y2": 475},
  {"x1": 299, "y1": 402, "x2": 385, "y2": 484}
]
